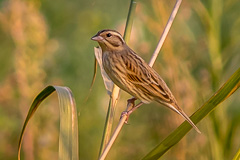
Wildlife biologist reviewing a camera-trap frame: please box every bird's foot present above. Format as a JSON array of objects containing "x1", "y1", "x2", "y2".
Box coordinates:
[
  {"x1": 120, "y1": 97, "x2": 137, "y2": 124},
  {"x1": 120, "y1": 111, "x2": 130, "y2": 124}
]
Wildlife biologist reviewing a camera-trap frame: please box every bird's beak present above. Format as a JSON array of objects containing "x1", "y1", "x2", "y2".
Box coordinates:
[{"x1": 91, "y1": 35, "x2": 104, "y2": 41}]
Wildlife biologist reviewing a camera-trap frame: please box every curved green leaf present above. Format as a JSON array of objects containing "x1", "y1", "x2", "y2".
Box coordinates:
[
  {"x1": 18, "y1": 86, "x2": 79, "y2": 160},
  {"x1": 143, "y1": 67, "x2": 240, "y2": 160}
]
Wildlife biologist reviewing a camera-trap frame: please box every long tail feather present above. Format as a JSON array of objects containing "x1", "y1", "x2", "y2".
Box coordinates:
[{"x1": 166, "y1": 103, "x2": 201, "y2": 134}]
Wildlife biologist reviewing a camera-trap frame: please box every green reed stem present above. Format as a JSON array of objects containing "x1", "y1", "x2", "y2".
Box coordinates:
[{"x1": 123, "y1": 0, "x2": 137, "y2": 44}]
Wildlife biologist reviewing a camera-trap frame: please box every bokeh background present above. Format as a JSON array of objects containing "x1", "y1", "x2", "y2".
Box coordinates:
[{"x1": 0, "y1": 0, "x2": 240, "y2": 159}]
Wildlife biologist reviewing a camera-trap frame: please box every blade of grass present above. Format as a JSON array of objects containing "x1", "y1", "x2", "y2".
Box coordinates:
[
  {"x1": 143, "y1": 67, "x2": 240, "y2": 160},
  {"x1": 18, "y1": 85, "x2": 79, "y2": 160},
  {"x1": 85, "y1": 57, "x2": 98, "y2": 102},
  {"x1": 98, "y1": 0, "x2": 137, "y2": 157}
]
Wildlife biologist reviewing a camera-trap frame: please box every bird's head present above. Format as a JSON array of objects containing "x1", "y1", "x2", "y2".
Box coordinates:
[{"x1": 91, "y1": 29, "x2": 126, "y2": 51}]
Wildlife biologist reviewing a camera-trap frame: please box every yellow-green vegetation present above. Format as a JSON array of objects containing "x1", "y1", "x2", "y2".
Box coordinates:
[{"x1": 0, "y1": 0, "x2": 240, "y2": 159}]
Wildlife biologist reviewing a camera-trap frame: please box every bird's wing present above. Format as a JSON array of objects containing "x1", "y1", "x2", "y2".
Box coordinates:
[{"x1": 122, "y1": 53, "x2": 172, "y2": 102}]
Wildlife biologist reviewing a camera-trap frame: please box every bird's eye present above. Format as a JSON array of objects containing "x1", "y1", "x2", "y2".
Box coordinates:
[{"x1": 106, "y1": 33, "x2": 112, "y2": 37}]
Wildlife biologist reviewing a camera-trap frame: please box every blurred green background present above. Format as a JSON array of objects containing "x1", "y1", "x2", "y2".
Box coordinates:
[{"x1": 0, "y1": 0, "x2": 240, "y2": 159}]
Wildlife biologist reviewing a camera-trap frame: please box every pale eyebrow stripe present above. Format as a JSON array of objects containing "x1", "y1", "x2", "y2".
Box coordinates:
[{"x1": 111, "y1": 32, "x2": 124, "y2": 43}]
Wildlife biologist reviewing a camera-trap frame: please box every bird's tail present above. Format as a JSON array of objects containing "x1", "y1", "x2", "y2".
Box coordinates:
[{"x1": 166, "y1": 103, "x2": 201, "y2": 134}]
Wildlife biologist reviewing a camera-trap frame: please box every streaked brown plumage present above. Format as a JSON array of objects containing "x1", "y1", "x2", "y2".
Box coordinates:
[{"x1": 91, "y1": 29, "x2": 200, "y2": 133}]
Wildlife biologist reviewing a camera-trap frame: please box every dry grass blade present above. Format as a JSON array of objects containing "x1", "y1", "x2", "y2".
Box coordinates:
[
  {"x1": 94, "y1": 47, "x2": 114, "y2": 95},
  {"x1": 85, "y1": 57, "x2": 98, "y2": 102}
]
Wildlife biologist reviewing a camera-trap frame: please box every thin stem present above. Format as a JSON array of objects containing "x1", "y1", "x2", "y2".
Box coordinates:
[
  {"x1": 98, "y1": 100, "x2": 112, "y2": 157},
  {"x1": 99, "y1": 102, "x2": 134, "y2": 160},
  {"x1": 123, "y1": 0, "x2": 137, "y2": 44},
  {"x1": 148, "y1": 0, "x2": 182, "y2": 67}
]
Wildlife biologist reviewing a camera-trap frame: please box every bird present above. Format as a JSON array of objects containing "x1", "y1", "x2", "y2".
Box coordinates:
[{"x1": 91, "y1": 29, "x2": 200, "y2": 133}]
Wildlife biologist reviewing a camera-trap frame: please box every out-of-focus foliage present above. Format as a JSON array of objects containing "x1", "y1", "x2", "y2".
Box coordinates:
[{"x1": 0, "y1": 0, "x2": 239, "y2": 160}]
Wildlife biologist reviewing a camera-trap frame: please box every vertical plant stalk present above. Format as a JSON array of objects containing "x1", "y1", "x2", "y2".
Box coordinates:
[
  {"x1": 98, "y1": 0, "x2": 137, "y2": 157},
  {"x1": 123, "y1": 0, "x2": 137, "y2": 43},
  {"x1": 98, "y1": 100, "x2": 113, "y2": 157},
  {"x1": 99, "y1": 0, "x2": 182, "y2": 160},
  {"x1": 99, "y1": 102, "x2": 135, "y2": 160}
]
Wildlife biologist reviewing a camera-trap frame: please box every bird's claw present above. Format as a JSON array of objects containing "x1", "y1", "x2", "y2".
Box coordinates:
[
  {"x1": 120, "y1": 97, "x2": 137, "y2": 124},
  {"x1": 120, "y1": 111, "x2": 130, "y2": 124}
]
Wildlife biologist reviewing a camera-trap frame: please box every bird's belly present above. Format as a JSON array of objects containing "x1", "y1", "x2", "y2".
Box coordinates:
[
  {"x1": 102, "y1": 55, "x2": 129, "y2": 91},
  {"x1": 103, "y1": 61, "x2": 126, "y2": 89}
]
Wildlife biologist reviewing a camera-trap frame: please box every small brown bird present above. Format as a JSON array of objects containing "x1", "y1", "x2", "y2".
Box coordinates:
[{"x1": 91, "y1": 29, "x2": 200, "y2": 133}]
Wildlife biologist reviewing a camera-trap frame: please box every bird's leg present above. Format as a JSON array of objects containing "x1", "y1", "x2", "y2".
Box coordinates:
[
  {"x1": 120, "y1": 97, "x2": 136, "y2": 123},
  {"x1": 120, "y1": 98, "x2": 144, "y2": 124},
  {"x1": 127, "y1": 97, "x2": 137, "y2": 107},
  {"x1": 127, "y1": 101, "x2": 144, "y2": 115}
]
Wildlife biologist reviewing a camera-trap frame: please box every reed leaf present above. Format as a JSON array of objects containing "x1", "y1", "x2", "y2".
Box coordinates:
[{"x1": 18, "y1": 86, "x2": 79, "y2": 160}]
